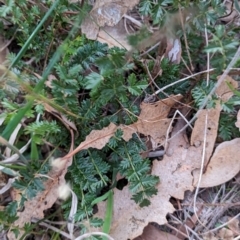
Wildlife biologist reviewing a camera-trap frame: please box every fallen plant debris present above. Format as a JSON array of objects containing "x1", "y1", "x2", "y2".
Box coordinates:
[
  {"x1": 9, "y1": 76, "x2": 239, "y2": 240},
  {"x1": 1, "y1": 0, "x2": 240, "y2": 239}
]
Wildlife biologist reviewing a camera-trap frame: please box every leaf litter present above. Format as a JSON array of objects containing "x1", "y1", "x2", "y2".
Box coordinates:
[
  {"x1": 2, "y1": 1, "x2": 240, "y2": 239},
  {"x1": 6, "y1": 74, "x2": 240, "y2": 239}
]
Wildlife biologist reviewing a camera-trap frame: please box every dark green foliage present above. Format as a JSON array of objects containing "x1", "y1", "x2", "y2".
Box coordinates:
[
  {"x1": 24, "y1": 120, "x2": 60, "y2": 144},
  {"x1": 218, "y1": 113, "x2": 240, "y2": 141},
  {"x1": 192, "y1": 80, "x2": 216, "y2": 108},
  {"x1": 69, "y1": 41, "x2": 108, "y2": 71},
  {"x1": 204, "y1": 25, "x2": 239, "y2": 70},
  {"x1": 5, "y1": 201, "x2": 18, "y2": 217},
  {"x1": 12, "y1": 161, "x2": 51, "y2": 200},
  {"x1": 109, "y1": 134, "x2": 159, "y2": 207},
  {"x1": 65, "y1": 149, "x2": 111, "y2": 221}
]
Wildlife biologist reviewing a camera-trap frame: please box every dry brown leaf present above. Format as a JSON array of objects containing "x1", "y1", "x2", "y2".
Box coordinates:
[
  {"x1": 7, "y1": 159, "x2": 72, "y2": 240},
  {"x1": 203, "y1": 233, "x2": 219, "y2": 240},
  {"x1": 220, "y1": 0, "x2": 239, "y2": 23},
  {"x1": 64, "y1": 122, "x2": 118, "y2": 159},
  {"x1": 97, "y1": 20, "x2": 131, "y2": 50},
  {"x1": 191, "y1": 76, "x2": 240, "y2": 187},
  {"x1": 217, "y1": 228, "x2": 234, "y2": 240},
  {"x1": 235, "y1": 110, "x2": 240, "y2": 129},
  {"x1": 226, "y1": 217, "x2": 240, "y2": 236},
  {"x1": 165, "y1": 38, "x2": 182, "y2": 64},
  {"x1": 0, "y1": 35, "x2": 8, "y2": 65},
  {"x1": 80, "y1": 16, "x2": 99, "y2": 40},
  {"x1": 0, "y1": 35, "x2": 9, "y2": 76},
  {"x1": 96, "y1": 187, "x2": 175, "y2": 240},
  {"x1": 121, "y1": 94, "x2": 182, "y2": 146},
  {"x1": 81, "y1": 0, "x2": 139, "y2": 42},
  {"x1": 190, "y1": 106, "x2": 221, "y2": 164},
  {"x1": 193, "y1": 138, "x2": 240, "y2": 188},
  {"x1": 134, "y1": 224, "x2": 181, "y2": 240},
  {"x1": 92, "y1": 0, "x2": 139, "y2": 26},
  {"x1": 8, "y1": 135, "x2": 75, "y2": 240},
  {"x1": 45, "y1": 74, "x2": 57, "y2": 88},
  {"x1": 42, "y1": 102, "x2": 78, "y2": 132},
  {"x1": 153, "y1": 107, "x2": 220, "y2": 200},
  {"x1": 215, "y1": 75, "x2": 238, "y2": 102}
]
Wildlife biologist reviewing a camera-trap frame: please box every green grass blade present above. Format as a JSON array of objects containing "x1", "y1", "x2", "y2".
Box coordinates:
[
  {"x1": 1, "y1": 2, "x2": 84, "y2": 139},
  {"x1": 1, "y1": 101, "x2": 33, "y2": 139},
  {"x1": 8, "y1": 0, "x2": 60, "y2": 71},
  {"x1": 1, "y1": 1, "x2": 60, "y2": 139},
  {"x1": 30, "y1": 139, "x2": 39, "y2": 161},
  {"x1": 102, "y1": 190, "x2": 113, "y2": 236},
  {"x1": 91, "y1": 191, "x2": 110, "y2": 206}
]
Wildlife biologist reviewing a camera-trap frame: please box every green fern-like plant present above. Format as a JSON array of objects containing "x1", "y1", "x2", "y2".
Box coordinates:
[{"x1": 218, "y1": 112, "x2": 240, "y2": 141}]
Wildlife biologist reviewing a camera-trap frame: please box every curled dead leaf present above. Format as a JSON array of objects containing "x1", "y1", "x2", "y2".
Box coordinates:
[{"x1": 193, "y1": 138, "x2": 240, "y2": 188}]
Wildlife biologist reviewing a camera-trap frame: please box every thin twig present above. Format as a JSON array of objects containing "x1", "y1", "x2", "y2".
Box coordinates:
[
  {"x1": 169, "y1": 214, "x2": 202, "y2": 240},
  {"x1": 139, "y1": 41, "x2": 160, "y2": 57},
  {"x1": 123, "y1": 14, "x2": 143, "y2": 28},
  {"x1": 33, "y1": 221, "x2": 71, "y2": 239},
  {"x1": 124, "y1": 17, "x2": 131, "y2": 35},
  {"x1": 144, "y1": 61, "x2": 161, "y2": 90},
  {"x1": 203, "y1": 213, "x2": 240, "y2": 235},
  {"x1": 179, "y1": 5, "x2": 194, "y2": 71},
  {"x1": 165, "y1": 223, "x2": 189, "y2": 238},
  {"x1": 193, "y1": 112, "x2": 208, "y2": 228},
  {"x1": 153, "y1": 68, "x2": 215, "y2": 96},
  {"x1": 204, "y1": 25, "x2": 210, "y2": 86},
  {"x1": 181, "y1": 56, "x2": 193, "y2": 75},
  {"x1": 164, "y1": 109, "x2": 192, "y2": 151}
]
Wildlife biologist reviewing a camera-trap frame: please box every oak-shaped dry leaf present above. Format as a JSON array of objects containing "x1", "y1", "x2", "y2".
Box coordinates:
[
  {"x1": 193, "y1": 138, "x2": 240, "y2": 188},
  {"x1": 153, "y1": 107, "x2": 220, "y2": 200},
  {"x1": 134, "y1": 224, "x2": 181, "y2": 240},
  {"x1": 191, "y1": 75, "x2": 240, "y2": 187},
  {"x1": 96, "y1": 186, "x2": 175, "y2": 240},
  {"x1": 121, "y1": 94, "x2": 182, "y2": 147}
]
